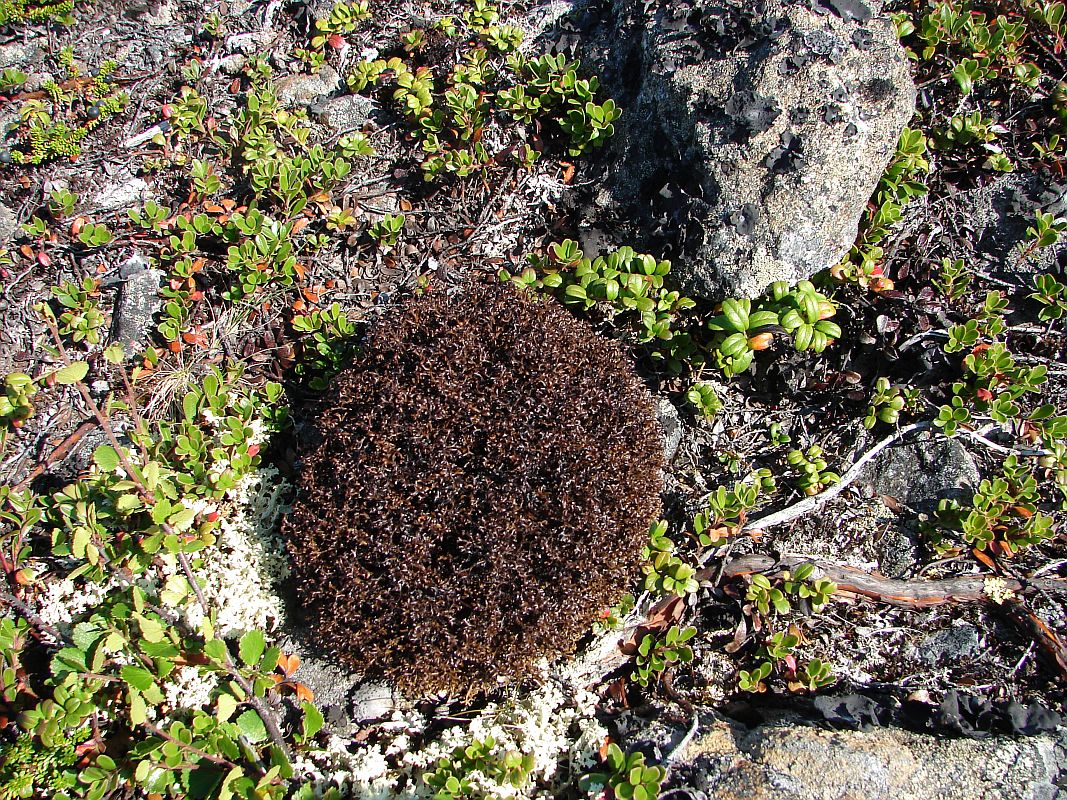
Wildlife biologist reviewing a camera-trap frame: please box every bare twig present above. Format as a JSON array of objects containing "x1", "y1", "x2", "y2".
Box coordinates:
[
  {"x1": 0, "y1": 589, "x2": 70, "y2": 644},
  {"x1": 739, "y1": 422, "x2": 933, "y2": 534},
  {"x1": 13, "y1": 418, "x2": 98, "y2": 491}
]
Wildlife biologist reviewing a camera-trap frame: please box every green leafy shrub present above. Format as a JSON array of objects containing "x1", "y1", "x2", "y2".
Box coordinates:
[
  {"x1": 4, "y1": 51, "x2": 126, "y2": 165},
  {"x1": 508, "y1": 241, "x2": 698, "y2": 373},
  {"x1": 349, "y1": 9, "x2": 620, "y2": 180},
  {"x1": 632, "y1": 625, "x2": 696, "y2": 687},
  {"x1": 641, "y1": 521, "x2": 698, "y2": 597},
  {"x1": 0, "y1": 726, "x2": 89, "y2": 799},
  {"x1": 707, "y1": 280, "x2": 841, "y2": 377},
  {"x1": 580, "y1": 744, "x2": 665, "y2": 800},
  {"x1": 0, "y1": 0, "x2": 77, "y2": 25},
  {"x1": 283, "y1": 282, "x2": 664, "y2": 695},
  {"x1": 424, "y1": 737, "x2": 535, "y2": 800}
]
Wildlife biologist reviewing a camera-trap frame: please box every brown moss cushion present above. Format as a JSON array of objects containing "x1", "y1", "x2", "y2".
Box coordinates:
[{"x1": 283, "y1": 281, "x2": 664, "y2": 696}]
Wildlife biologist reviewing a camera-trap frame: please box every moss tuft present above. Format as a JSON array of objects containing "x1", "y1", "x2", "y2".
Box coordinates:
[{"x1": 284, "y1": 281, "x2": 663, "y2": 696}]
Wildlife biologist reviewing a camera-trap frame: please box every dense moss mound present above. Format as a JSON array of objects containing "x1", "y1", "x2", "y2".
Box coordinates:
[{"x1": 283, "y1": 281, "x2": 664, "y2": 696}]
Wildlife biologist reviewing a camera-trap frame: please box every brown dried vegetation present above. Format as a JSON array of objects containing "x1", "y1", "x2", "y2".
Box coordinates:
[{"x1": 283, "y1": 281, "x2": 665, "y2": 696}]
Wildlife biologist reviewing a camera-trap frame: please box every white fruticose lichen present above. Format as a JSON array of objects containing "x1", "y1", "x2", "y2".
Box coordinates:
[
  {"x1": 34, "y1": 577, "x2": 109, "y2": 639},
  {"x1": 983, "y1": 576, "x2": 1016, "y2": 604},
  {"x1": 190, "y1": 464, "x2": 292, "y2": 638},
  {"x1": 163, "y1": 665, "x2": 220, "y2": 713},
  {"x1": 292, "y1": 666, "x2": 608, "y2": 800}
]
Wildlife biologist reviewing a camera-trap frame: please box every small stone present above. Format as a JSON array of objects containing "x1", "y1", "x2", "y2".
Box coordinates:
[
  {"x1": 348, "y1": 681, "x2": 395, "y2": 723},
  {"x1": 861, "y1": 436, "x2": 980, "y2": 512},
  {"x1": 0, "y1": 203, "x2": 18, "y2": 244},
  {"x1": 657, "y1": 397, "x2": 682, "y2": 462},
  {"x1": 109, "y1": 254, "x2": 163, "y2": 354},
  {"x1": 916, "y1": 624, "x2": 982, "y2": 667},
  {"x1": 310, "y1": 94, "x2": 375, "y2": 133},
  {"x1": 0, "y1": 42, "x2": 42, "y2": 71},
  {"x1": 275, "y1": 65, "x2": 341, "y2": 106},
  {"x1": 225, "y1": 31, "x2": 274, "y2": 55},
  {"x1": 92, "y1": 176, "x2": 150, "y2": 213}
]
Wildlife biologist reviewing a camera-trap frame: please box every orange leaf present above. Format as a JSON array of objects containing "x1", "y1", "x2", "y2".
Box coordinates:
[
  {"x1": 561, "y1": 162, "x2": 575, "y2": 184},
  {"x1": 18, "y1": 244, "x2": 32, "y2": 258},
  {"x1": 276, "y1": 652, "x2": 300, "y2": 677},
  {"x1": 292, "y1": 298, "x2": 306, "y2": 312},
  {"x1": 182, "y1": 330, "x2": 208, "y2": 348},
  {"x1": 294, "y1": 682, "x2": 315, "y2": 702},
  {"x1": 972, "y1": 547, "x2": 997, "y2": 570},
  {"x1": 291, "y1": 218, "x2": 309, "y2": 235},
  {"x1": 293, "y1": 263, "x2": 306, "y2": 281}
]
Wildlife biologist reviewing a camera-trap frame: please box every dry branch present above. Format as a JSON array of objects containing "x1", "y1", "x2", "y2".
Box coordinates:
[{"x1": 704, "y1": 553, "x2": 1067, "y2": 608}]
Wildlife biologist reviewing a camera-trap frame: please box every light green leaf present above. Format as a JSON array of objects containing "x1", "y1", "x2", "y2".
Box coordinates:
[
  {"x1": 236, "y1": 709, "x2": 268, "y2": 743},
  {"x1": 239, "y1": 630, "x2": 265, "y2": 667},
  {"x1": 121, "y1": 666, "x2": 156, "y2": 692},
  {"x1": 217, "y1": 693, "x2": 239, "y2": 723},
  {"x1": 129, "y1": 689, "x2": 147, "y2": 725},
  {"x1": 53, "y1": 361, "x2": 89, "y2": 385},
  {"x1": 137, "y1": 615, "x2": 165, "y2": 644},
  {"x1": 92, "y1": 445, "x2": 120, "y2": 473},
  {"x1": 301, "y1": 700, "x2": 324, "y2": 741}
]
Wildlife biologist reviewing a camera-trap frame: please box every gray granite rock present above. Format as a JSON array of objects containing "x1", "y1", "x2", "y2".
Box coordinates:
[
  {"x1": 92, "y1": 175, "x2": 150, "y2": 213},
  {"x1": 579, "y1": 0, "x2": 915, "y2": 299},
  {"x1": 671, "y1": 713, "x2": 1067, "y2": 800},
  {"x1": 0, "y1": 203, "x2": 18, "y2": 246},
  {"x1": 657, "y1": 397, "x2": 682, "y2": 462},
  {"x1": 0, "y1": 42, "x2": 42, "y2": 71},
  {"x1": 915, "y1": 623, "x2": 982, "y2": 667},
  {"x1": 310, "y1": 94, "x2": 375, "y2": 133}
]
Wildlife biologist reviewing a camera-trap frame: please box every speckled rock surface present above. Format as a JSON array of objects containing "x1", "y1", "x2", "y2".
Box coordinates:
[
  {"x1": 577, "y1": 0, "x2": 915, "y2": 299},
  {"x1": 860, "y1": 434, "x2": 980, "y2": 512},
  {"x1": 673, "y1": 714, "x2": 1067, "y2": 800}
]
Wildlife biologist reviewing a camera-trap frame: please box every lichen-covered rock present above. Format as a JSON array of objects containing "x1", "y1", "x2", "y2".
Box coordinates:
[{"x1": 576, "y1": 0, "x2": 915, "y2": 299}]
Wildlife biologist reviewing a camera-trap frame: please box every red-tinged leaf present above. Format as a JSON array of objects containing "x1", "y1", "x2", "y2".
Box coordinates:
[
  {"x1": 973, "y1": 547, "x2": 997, "y2": 570},
  {"x1": 329, "y1": 33, "x2": 345, "y2": 49},
  {"x1": 18, "y1": 244, "x2": 32, "y2": 258},
  {"x1": 182, "y1": 331, "x2": 208, "y2": 348},
  {"x1": 247, "y1": 444, "x2": 261, "y2": 457}
]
